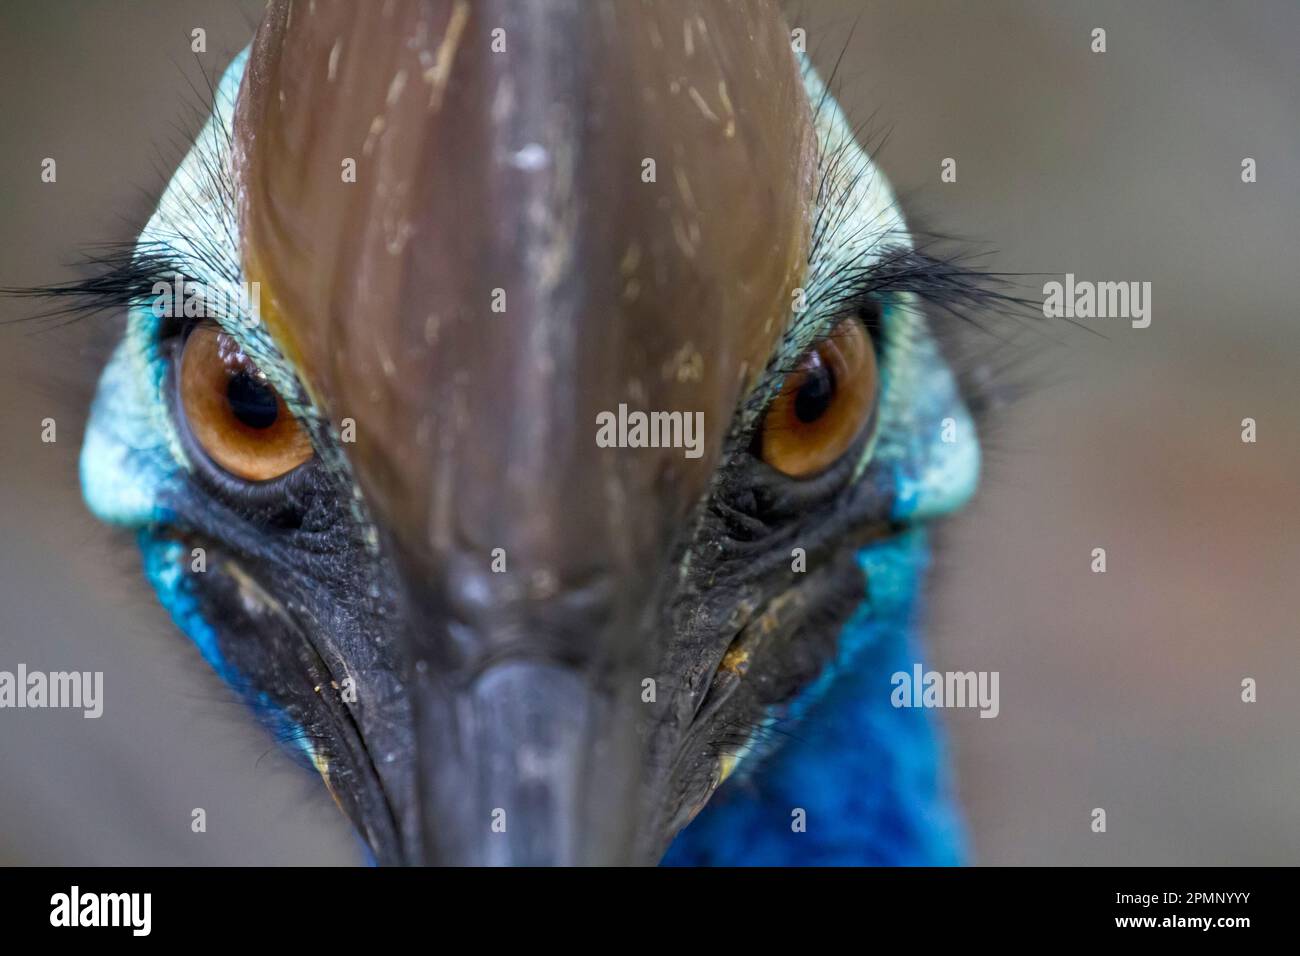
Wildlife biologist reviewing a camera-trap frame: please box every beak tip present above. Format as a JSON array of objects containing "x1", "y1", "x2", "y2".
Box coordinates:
[{"x1": 414, "y1": 659, "x2": 639, "y2": 865}]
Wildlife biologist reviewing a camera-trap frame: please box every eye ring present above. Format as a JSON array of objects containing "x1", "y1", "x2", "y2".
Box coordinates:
[
  {"x1": 177, "y1": 325, "x2": 314, "y2": 482},
  {"x1": 757, "y1": 317, "x2": 879, "y2": 478}
]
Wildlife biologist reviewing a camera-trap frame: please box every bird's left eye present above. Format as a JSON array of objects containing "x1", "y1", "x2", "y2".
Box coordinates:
[
  {"x1": 178, "y1": 326, "x2": 313, "y2": 481},
  {"x1": 758, "y1": 317, "x2": 878, "y2": 478}
]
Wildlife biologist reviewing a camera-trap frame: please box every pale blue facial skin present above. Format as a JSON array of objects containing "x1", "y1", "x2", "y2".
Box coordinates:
[
  {"x1": 80, "y1": 50, "x2": 323, "y2": 764},
  {"x1": 80, "y1": 48, "x2": 980, "y2": 865},
  {"x1": 666, "y1": 65, "x2": 980, "y2": 864},
  {"x1": 81, "y1": 49, "x2": 253, "y2": 533},
  {"x1": 664, "y1": 299, "x2": 978, "y2": 863},
  {"x1": 78, "y1": 51, "x2": 231, "y2": 680}
]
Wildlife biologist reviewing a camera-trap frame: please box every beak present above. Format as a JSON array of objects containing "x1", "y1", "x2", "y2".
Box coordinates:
[
  {"x1": 412, "y1": 657, "x2": 639, "y2": 865},
  {"x1": 395, "y1": 552, "x2": 648, "y2": 866}
]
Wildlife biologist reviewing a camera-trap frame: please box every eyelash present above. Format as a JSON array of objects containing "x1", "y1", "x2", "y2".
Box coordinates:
[
  {"x1": 14, "y1": 85, "x2": 1030, "y2": 487},
  {"x1": 8, "y1": 67, "x2": 244, "y2": 330},
  {"x1": 5, "y1": 246, "x2": 192, "y2": 324}
]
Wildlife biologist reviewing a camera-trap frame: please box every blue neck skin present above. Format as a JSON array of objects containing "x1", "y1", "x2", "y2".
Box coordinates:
[{"x1": 662, "y1": 530, "x2": 966, "y2": 866}]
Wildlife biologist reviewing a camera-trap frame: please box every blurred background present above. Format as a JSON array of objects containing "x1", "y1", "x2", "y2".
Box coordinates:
[{"x1": 0, "y1": 0, "x2": 1296, "y2": 864}]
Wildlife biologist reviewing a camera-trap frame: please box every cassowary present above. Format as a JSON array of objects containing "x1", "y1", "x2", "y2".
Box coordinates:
[{"x1": 52, "y1": 0, "x2": 1004, "y2": 865}]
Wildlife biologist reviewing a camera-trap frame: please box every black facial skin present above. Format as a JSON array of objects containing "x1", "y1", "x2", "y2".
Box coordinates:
[
  {"x1": 647, "y1": 404, "x2": 898, "y2": 853},
  {"x1": 156, "y1": 311, "x2": 902, "y2": 866}
]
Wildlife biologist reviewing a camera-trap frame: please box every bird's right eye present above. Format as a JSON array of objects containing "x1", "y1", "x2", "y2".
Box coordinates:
[{"x1": 178, "y1": 325, "x2": 314, "y2": 482}]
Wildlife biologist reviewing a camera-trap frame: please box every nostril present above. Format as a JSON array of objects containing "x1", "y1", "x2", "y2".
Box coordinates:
[
  {"x1": 439, "y1": 551, "x2": 618, "y2": 621},
  {"x1": 444, "y1": 558, "x2": 500, "y2": 619}
]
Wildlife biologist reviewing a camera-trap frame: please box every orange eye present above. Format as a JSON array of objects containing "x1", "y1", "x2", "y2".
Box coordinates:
[
  {"x1": 758, "y1": 317, "x2": 878, "y2": 478},
  {"x1": 178, "y1": 326, "x2": 313, "y2": 481}
]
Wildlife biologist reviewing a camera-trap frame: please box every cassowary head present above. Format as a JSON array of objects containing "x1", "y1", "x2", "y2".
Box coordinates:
[{"x1": 67, "y1": 0, "x2": 990, "y2": 865}]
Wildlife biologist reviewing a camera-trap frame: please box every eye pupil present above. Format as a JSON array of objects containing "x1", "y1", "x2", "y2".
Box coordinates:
[
  {"x1": 793, "y1": 362, "x2": 835, "y2": 424},
  {"x1": 226, "y1": 371, "x2": 280, "y2": 429}
]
